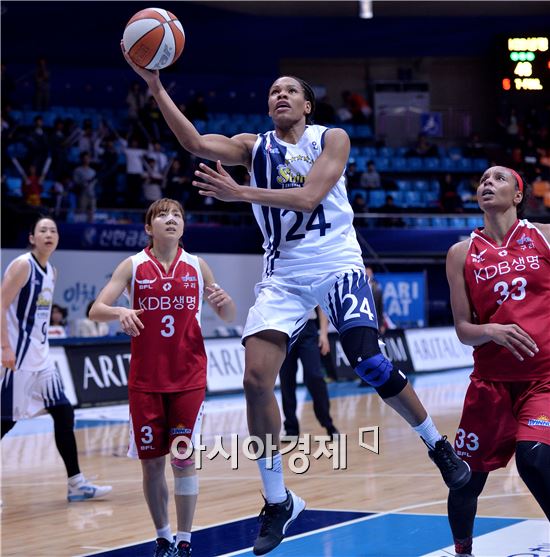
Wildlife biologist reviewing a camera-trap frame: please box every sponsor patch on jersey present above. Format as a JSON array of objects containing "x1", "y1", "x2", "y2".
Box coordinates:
[
  {"x1": 498, "y1": 249, "x2": 508, "y2": 256},
  {"x1": 527, "y1": 414, "x2": 550, "y2": 428},
  {"x1": 170, "y1": 425, "x2": 192, "y2": 435},
  {"x1": 470, "y1": 249, "x2": 487, "y2": 263},
  {"x1": 162, "y1": 283, "x2": 172, "y2": 292},
  {"x1": 517, "y1": 233, "x2": 535, "y2": 250},
  {"x1": 180, "y1": 273, "x2": 197, "y2": 282}
]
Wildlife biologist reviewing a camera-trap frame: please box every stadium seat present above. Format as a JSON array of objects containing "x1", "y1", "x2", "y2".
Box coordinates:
[
  {"x1": 377, "y1": 147, "x2": 394, "y2": 158},
  {"x1": 391, "y1": 157, "x2": 408, "y2": 171},
  {"x1": 373, "y1": 157, "x2": 390, "y2": 171},
  {"x1": 5, "y1": 177, "x2": 22, "y2": 197},
  {"x1": 395, "y1": 179, "x2": 410, "y2": 191},
  {"x1": 423, "y1": 157, "x2": 440, "y2": 171},
  {"x1": 368, "y1": 189, "x2": 386, "y2": 207},
  {"x1": 361, "y1": 147, "x2": 377, "y2": 159},
  {"x1": 412, "y1": 180, "x2": 430, "y2": 191},
  {"x1": 405, "y1": 157, "x2": 422, "y2": 171},
  {"x1": 403, "y1": 190, "x2": 424, "y2": 207}
]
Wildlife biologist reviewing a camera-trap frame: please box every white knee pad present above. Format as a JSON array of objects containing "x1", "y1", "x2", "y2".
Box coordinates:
[{"x1": 174, "y1": 474, "x2": 199, "y2": 496}]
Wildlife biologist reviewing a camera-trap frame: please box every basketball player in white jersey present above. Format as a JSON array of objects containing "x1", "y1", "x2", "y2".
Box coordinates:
[
  {"x1": 123, "y1": 47, "x2": 470, "y2": 555},
  {"x1": 90, "y1": 199, "x2": 236, "y2": 557},
  {"x1": 1, "y1": 216, "x2": 112, "y2": 502}
]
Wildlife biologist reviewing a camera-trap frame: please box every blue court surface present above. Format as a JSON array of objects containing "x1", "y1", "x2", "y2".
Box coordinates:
[{"x1": 78, "y1": 510, "x2": 548, "y2": 557}]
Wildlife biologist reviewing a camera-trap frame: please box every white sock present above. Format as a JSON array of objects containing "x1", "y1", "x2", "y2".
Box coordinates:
[
  {"x1": 176, "y1": 531, "x2": 191, "y2": 545},
  {"x1": 257, "y1": 453, "x2": 287, "y2": 504},
  {"x1": 413, "y1": 415, "x2": 442, "y2": 448},
  {"x1": 68, "y1": 473, "x2": 85, "y2": 488},
  {"x1": 156, "y1": 525, "x2": 172, "y2": 542}
]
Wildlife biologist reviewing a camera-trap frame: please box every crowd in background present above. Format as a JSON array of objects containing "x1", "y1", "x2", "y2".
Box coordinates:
[{"x1": 2, "y1": 60, "x2": 550, "y2": 225}]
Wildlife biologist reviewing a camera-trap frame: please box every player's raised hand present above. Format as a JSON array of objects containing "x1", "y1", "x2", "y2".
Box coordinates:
[
  {"x1": 120, "y1": 40, "x2": 160, "y2": 87},
  {"x1": 193, "y1": 161, "x2": 243, "y2": 202},
  {"x1": 119, "y1": 307, "x2": 145, "y2": 337},
  {"x1": 486, "y1": 323, "x2": 539, "y2": 361},
  {"x1": 1, "y1": 345, "x2": 16, "y2": 370}
]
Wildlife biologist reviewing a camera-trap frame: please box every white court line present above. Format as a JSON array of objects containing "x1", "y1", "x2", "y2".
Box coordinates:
[{"x1": 219, "y1": 492, "x2": 541, "y2": 557}]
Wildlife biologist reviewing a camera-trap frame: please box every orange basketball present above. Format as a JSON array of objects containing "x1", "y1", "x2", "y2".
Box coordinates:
[{"x1": 123, "y1": 8, "x2": 185, "y2": 70}]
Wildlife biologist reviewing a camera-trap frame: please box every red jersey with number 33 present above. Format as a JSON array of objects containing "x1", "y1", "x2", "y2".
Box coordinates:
[
  {"x1": 464, "y1": 219, "x2": 550, "y2": 381},
  {"x1": 128, "y1": 246, "x2": 207, "y2": 392}
]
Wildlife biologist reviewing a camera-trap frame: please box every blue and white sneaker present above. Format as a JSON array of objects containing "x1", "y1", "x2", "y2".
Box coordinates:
[{"x1": 67, "y1": 481, "x2": 112, "y2": 502}]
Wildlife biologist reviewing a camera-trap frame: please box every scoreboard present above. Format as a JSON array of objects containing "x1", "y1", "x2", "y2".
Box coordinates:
[{"x1": 500, "y1": 36, "x2": 549, "y2": 93}]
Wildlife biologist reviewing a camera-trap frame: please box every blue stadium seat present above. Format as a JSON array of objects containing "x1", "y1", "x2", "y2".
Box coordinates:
[
  {"x1": 413, "y1": 218, "x2": 430, "y2": 227},
  {"x1": 368, "y1": 189, "x2": 386, "y2": 207},
  {"x1": 41, "y1": 180, "x2": 54, "y2": 199},
  {"x1": 432, "y1": 217, "x2": 447, "y2": 228},
  {"x1": 405, "y1": 157, "x2": 422, "y2": 171},
  {"x1": 349, "y1": 189, "x2": 367, "y2": 202},
  {"x1": 361, "y1": 147, "x2": 377, "y2": 159},
  {"x1": 423, "y1": 157, "x2": 440, "y2": 171},
  {"x1": 424, "y1": 191, "x2": 440, "y2": 206},
  {"x1": 403, "y1": 191, "x2": 424, "y2": 207},
  {"x1": 456, "y1": 158, "x2": 473, "y2": 171},
  {"x1": 349, "y1": 146, "x2": 361, "y2": 158},
  {"x1": 440, "y1": 157, "x2": 458, "y2": 172},
  {"x1": 391, "y1": 157, "x2": 408, "y2": 171},
  {"x1": 354, "y1": 125, "x2": 373, "y2": 139},
  {"x1": 395, "y1": 179, "x2": 410, "y2": 191},
  {"x1": 429, "y1": 180, "x2": 441, "y2": 194},
  {"x1": 374, "y1": 157, "x2": 390, "y2": 171},
  {"x1": 396, "y1": 147, "x2": 409, "y2": 157},
  {"x1": 412, "y1": 180, "x2": 430, "y2": 191},
  {"x1": 467, "y1": 217, "x2": 483, "y2": 228},
  {"x1": 450, "y1": 217, "x2": 467, "y2": 228},
  {"x1": 473, "y1": 158, "x2": 489, "y2": 171},
  {"x1": 6, "y1": 177, "x2": 22, "y2": 197},
  {"x1": 447, "y1": 146, "x2": 463, "y2": 159},
  {"x1": 354, "y1": 156, "x2": 368, "y2": 171},
  {"x1": 377, "y1": 147, "x2": 394, "y2": 158}
]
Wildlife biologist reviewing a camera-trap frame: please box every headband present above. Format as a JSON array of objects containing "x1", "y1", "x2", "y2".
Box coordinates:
[{"x1": 506, "y1": 168, "x2": 524, "y2": 192}]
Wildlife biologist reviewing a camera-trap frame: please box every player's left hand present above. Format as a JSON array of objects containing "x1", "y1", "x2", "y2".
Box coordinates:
[
  {"x1": 193, "y1": 161, "x2": 243, "y2": 202},
  {"x1": 206, "y1": 283, "x2": 233, "y2": 308},
  {"x1": 318, "y1": 333, "x2": 330, "y2": 356}
]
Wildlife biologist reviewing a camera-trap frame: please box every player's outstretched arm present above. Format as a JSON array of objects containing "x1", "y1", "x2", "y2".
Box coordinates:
[
  {"x1": 193, "y1": 128, "x2": 350, "y2": 212},
  {"x1": 89, "y1": 258, "x2": 144, "y2": 337},
  {"x1": 1, "y1": 259, "x2": 31, "y2": 370},
  {"x1": 199, "y1": 258, "x2": 236, "y2": 323},
  {"x1": 121, "y1": 42, "x2": 254, "y2": 168},
  {"x1": 446, "y1": 241, "x2": 538, "y2": 361}
]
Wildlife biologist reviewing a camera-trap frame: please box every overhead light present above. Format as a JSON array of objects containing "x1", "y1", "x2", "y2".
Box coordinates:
[{"x1": 359, "y1": 0, "x2": 373, "y2": 19}]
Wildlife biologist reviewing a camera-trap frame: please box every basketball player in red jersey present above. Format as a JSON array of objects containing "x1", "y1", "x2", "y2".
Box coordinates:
[
  {"x1": 90, "y1": 198, "x2": 236, "y2": 557},
  {"x1": 446, "y1": 166, "x2": 550, "y2": 557}
]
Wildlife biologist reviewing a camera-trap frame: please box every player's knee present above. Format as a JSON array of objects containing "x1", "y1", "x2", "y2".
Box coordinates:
[
  {"x1": 171, "y1": 456, "x2": 196, "y2": 470},
  {"x1": 355, "y1": 353, "x2": 408, "y2": 398},
  {"x1": 243, "y1": 367, "x2": 273, "y2": 399},
  {"x1": 173, "y1": 473, "x2": 199, "y2": 496},
  {"x1": 516, "y1": 440, "x2": 550, "y2": 477},
  {"x1": 141, "y1": 455, "x2": 166, "y2": 476}
]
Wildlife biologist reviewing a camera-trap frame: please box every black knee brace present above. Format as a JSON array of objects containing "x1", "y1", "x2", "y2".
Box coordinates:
[
  {"x1": 516, "y1": 440, "x2": 550, "y2": 519},
  {"x1": 340, "y1": 327, "x2": 408, "y2": 399}
]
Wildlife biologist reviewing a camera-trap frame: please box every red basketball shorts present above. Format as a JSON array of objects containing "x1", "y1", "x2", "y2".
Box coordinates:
[
  {"x1": 128, "y1": 387, "x2": 205, "y2": 460},
  {"x1": 454, "y1": 375, "x2": 550, "y2": 472}
]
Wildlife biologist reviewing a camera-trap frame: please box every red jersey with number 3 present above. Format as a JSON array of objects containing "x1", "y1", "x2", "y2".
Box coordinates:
[
  {"x1": 128, "y1": 246, "x2": 207, "y2": 392},
  {"x1": 464, "y1": 219, "x2": 550, "y2": 381}
]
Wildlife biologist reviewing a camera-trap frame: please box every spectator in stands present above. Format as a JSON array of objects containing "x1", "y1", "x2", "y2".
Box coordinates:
[
  {"x1": 360, "y1": 160, "x2": 381, "y2": 189},
  {"x1": 165, "y1": 158, "x2": 191, "y2": 205},
  {"x1": 76, "y1": 301, "x2": 109, "y2": 337},
  {"x1": 406, "y1": 133, "x2": 438, "y2": 158},
  {"x1": 365, "y1": 267, "x2": 385, "y2": 334},
  {"x1": 11, "y1": 156, "x2": 51, "y2": 208},
  {"x1": 314, "y1": 95, "x2": 336, "y2": 126},
  {"x1": 27, "y1": 115, "x2": 50, "y2": 167},
  {"x1": 73, "y1": 152, "x2": 97, "y2": 222},
  {"x1": 142, "y1": 154, "x2": 164, "y2": 204},
  {"x1": 51, "y1": 174, "x2": 73, "y2": 218},
  {"x1": 121, "y1": 136, "x2": 146, "y2": 207},
  {"x1": 338, "y1": 90, "x2": 371, "y2": 124},
  {"x1": 49, "y1": 304, "x2": 68, "y2": 339},
  {"x1": 126, "y1": 82, "x2": 147, "y2": 121},
  {"x1": 33, "y1": 57, "x2": 50, "y2": 111},
  {"x1": 351, "y1": 192, "x2": 367, "y2": 226},
  {"x1": 147, "y1": 141, "x2": 169, "y2": 175},
  {"x1": 463, "y1": 133, "x2": 486, "y2": 159},
  {"x1": 185, "y1": 92, "x2": 209, "y2": 122},
  {"x1": 97, "y1": 138, "x2": 121, "y2": 207},
  {"x1": 140, "y1": 96, "x2": 163, "y2": 140},
  {"x1": 440, "y1": 173, "x2": 463, "y2": 213},
  {"x1": 345, "y1": 158, "x2": 361, "y2": 189},
  {"x1": 49, "y1": 118, "x2": 70, "y2": 180},
  {"x1": 379, "y1": 194, "x2": 405, "y2": 227}
]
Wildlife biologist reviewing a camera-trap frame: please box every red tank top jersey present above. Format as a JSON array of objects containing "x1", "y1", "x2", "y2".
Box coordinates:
[
  {"x1": 128, "y1": 246, "x2": 207, "y2": 392},
  {"x1": 464, "y1": 219, "x2": 550, "y2": 381}
]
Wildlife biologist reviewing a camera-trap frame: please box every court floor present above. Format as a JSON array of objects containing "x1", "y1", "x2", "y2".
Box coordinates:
[{"x1": 1, "y1": 368, "x2": 548, "y2": 556}]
